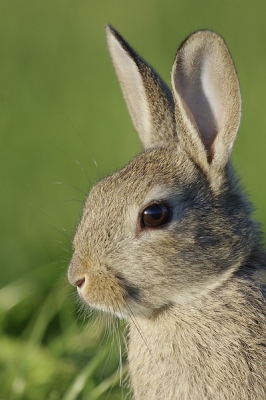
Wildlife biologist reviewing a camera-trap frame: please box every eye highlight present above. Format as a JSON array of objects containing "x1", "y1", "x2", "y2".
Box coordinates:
[{"x1": 141, "y1": 203, "x2": 171, "y2": 229}]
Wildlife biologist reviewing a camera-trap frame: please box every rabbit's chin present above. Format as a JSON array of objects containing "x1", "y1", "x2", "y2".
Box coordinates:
[
  {"x1": 77, "y1": 286, "x2": 155, "y2": 319},
  {"x1": 76, "y1": 280, "x2": 168, "y2": 320},
  {"x1": 78, "y1": 290, "x2": 124, "y2": 318}
]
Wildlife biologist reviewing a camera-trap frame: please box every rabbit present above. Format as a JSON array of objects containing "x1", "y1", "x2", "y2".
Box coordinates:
[{"x1": 68, "y1": 25, "x2": 266, "y2": 399}]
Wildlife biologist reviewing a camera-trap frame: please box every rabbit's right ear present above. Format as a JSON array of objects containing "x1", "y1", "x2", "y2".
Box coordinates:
[
  {"x1": 106, "y1": 25, "x2": 176, "y2": 149},
  {"x1": 171, "y1": 30, "x2": 241, "y2": 176}
]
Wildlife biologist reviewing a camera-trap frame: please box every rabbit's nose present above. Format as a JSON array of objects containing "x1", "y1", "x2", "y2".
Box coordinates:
[
  {"x1": 74, "y1": 277, "x2": 85, "y2": 289},
  {"x1": 68, "y1": 253, "x2": 86, "y2": 287}
]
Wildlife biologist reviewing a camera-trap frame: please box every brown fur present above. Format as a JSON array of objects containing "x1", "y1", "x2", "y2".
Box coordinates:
[{"x1": 68, "y1": 26, "x2": 266, "y2": 399}]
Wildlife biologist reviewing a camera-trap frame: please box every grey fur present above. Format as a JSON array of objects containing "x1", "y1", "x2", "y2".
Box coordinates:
[{"x1": 68, "y1": 26, "x2": 266, "y2": 399}]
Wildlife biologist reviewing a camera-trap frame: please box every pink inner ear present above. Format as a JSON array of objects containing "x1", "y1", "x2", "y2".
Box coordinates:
[
  {"x1": 178, "y1": 92, "x2": 217, "y2": 163},
  {"x1": 175, "y1": 63, "x2": 219, "y2": 163}
]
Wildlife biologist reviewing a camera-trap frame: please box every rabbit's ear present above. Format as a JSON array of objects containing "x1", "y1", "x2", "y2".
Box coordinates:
[
  {"x1": 171, "y1": 30, "x2": 241, "y2": 173},
  {"x1": 106, "y1": 25, "x2": 176, "y2": 149}
]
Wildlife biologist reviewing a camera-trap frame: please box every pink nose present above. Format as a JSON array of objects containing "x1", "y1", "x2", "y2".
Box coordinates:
[{"x1": 74, "y1": 278, "x2": 85, "y2": 288}]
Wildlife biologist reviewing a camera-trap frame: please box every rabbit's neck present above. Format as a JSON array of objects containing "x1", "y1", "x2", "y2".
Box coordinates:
[{"x1": 127, "y1": 276, "x2": 266, "y2": 399}]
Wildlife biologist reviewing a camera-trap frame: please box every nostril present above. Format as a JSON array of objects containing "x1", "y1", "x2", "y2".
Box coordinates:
[{"x1": 74, "y1": 278, "x2": 85, "y2": 289}]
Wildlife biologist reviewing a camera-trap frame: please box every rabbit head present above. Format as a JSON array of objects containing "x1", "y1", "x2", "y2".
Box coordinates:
[{"x1": 68, "y1": 26, "x2": 257, "y2": 319}]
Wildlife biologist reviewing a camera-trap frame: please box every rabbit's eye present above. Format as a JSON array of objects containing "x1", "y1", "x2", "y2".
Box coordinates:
[{"x1": 141, "y1": 203, "x2": 170, "y2": 229}]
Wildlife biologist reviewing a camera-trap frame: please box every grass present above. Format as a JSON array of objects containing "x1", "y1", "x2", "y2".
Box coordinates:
[
  {"x1": 0, "y1": 263, "x2": 130, "y2": 399},
  {"x1": 1, "y1": 1, "x2": 266, "y2": 399}
]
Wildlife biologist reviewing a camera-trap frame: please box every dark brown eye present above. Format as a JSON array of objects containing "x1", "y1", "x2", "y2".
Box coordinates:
[{"x1": 141, "y1": 203, "x2": 171, "y2": 228}]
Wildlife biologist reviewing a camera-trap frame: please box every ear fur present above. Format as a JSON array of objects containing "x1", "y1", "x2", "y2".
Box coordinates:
[
  {"x1": 107, "y1": 27, "x2": 241, "y2": 186},
  {"x1": 106, "y1": 25, "x2": 176, "y2": 149},
  {"x1": 171, "y1": 30, "x2": 241, "y2": 174}
]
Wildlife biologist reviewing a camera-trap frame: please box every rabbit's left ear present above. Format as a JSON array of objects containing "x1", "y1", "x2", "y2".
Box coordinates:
[
  {"x1": 106, "y1": 25, "x2": 176, "y2": 149},
  {"x1": 171, "y1": 30, "x2": 241, "y2": 173}
]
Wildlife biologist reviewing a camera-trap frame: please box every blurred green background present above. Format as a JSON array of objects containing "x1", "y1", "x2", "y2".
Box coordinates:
[{"x1": 1, "y1": 1, "x2": 266, "y2": 399}]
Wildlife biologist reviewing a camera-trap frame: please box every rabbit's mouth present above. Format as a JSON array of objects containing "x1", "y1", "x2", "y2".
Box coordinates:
[
  {"x1": 70, "y1": 268, "x2": 130, "y2": 317},
  {"x1": 114, "y1": 273, "x2": 140, "y2": 302}
]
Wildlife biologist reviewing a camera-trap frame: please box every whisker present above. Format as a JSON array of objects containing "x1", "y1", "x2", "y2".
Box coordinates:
[
  {"x1": 72, "y1": 158, "x2": 92, "y2": 185},
  {"x1": 52, "y1": 181, "x2": 87, "y2": 197},
  {"x1": 61, "y1": 105, "x2": 89, "y2": 150},
  {"x1": 30, "y1": 204, "x2": 71, "y2": 241},
  {"x1": 125, "y1": 303, "x2": 154, "y2": 361}
]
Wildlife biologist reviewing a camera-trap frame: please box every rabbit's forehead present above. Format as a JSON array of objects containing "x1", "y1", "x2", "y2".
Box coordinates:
[{"x1": 88, "y1": 146, "x2": 195, "y2": 205}]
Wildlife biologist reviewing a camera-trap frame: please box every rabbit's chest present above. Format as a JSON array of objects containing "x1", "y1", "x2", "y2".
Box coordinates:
[{"x1": 127, "y1": 306, "x2": 266, "y2": 399}]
